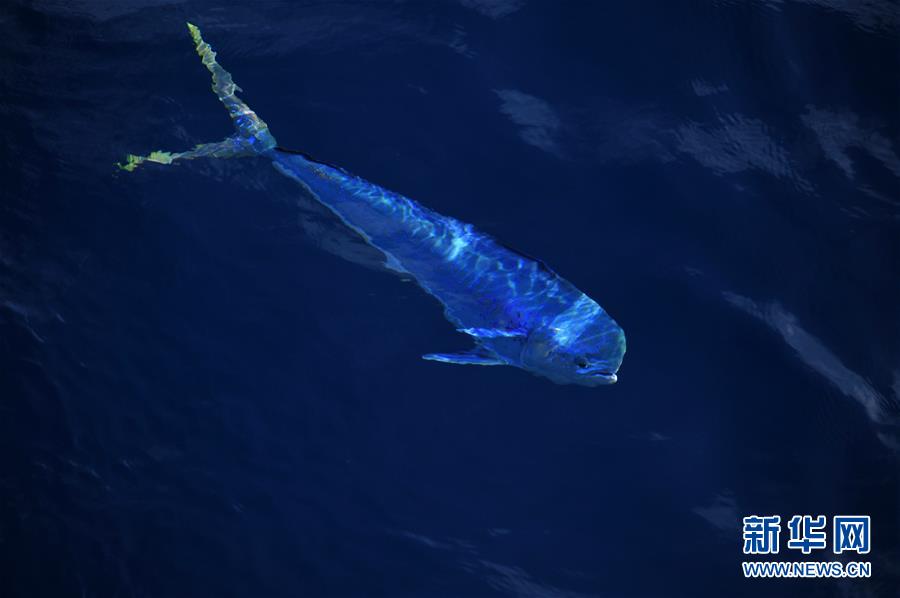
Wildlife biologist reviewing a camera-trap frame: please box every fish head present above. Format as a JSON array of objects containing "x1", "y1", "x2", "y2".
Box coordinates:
[{"x1": 520, "y1": 297, "x2": 626, "y2": 387}]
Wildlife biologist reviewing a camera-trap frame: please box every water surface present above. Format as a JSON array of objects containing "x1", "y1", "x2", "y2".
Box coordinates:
[{"x1": 1, "y1": 1, "x2": 899, "y2": 596}]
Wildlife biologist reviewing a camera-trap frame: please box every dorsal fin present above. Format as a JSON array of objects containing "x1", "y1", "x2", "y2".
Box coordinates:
[
  {"x1": 495, "y1": 240, "x2": 559, "y2": 276},
  {"x1": 275, "y1": 147, "x2": 345, "y2": 172}
]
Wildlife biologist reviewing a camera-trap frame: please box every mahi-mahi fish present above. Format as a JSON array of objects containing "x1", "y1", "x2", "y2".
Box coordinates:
[{"x1": 121, "y1": 24, "x2": 626, "y2": 386}]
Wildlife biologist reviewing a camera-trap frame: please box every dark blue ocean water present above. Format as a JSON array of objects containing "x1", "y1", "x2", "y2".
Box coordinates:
[{"x1": 2, "y1": 1, "x2": 899, "y2": 596}]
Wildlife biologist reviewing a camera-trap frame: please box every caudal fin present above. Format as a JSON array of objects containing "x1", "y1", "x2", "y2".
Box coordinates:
[{"x1": 118, "y1": 22, "x2": 277, "y2": 172}]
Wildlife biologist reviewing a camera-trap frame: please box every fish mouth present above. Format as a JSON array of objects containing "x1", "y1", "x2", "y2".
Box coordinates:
[
  {"x1": 592, "y1": 371, "x2": 617, "y2": 383},
  {"x1": 577, "y1": 367, "x2": 618, "y2": 383}
]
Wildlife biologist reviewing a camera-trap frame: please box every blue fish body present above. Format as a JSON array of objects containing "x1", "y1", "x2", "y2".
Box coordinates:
[{"x1": 121, "y1": 24, "x2": 626, "y2": 386}]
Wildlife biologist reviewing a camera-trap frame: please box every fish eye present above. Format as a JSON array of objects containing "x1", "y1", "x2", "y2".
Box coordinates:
[{"x1": 575, "y1": 358, "x2": 590, "y2": 369}]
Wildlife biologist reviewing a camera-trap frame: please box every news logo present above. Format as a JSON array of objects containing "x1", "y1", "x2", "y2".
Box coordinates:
[{"x1": 741, "y1": 514, "x2": 871, "y2": 579}]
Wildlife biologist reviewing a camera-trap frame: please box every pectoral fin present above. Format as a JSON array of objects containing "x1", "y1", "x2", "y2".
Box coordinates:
[
  {"x1": 422, "y1": 350, "x2": 506, "y2": 366},
  {"x1": 457, "y1": 327, "x2": 526, "y2": 339}
]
